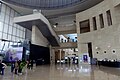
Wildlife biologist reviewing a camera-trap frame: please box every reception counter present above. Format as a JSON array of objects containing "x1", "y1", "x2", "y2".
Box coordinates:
[{"x1": 98, "y1": 61, "x2": 120, "y2": 68}]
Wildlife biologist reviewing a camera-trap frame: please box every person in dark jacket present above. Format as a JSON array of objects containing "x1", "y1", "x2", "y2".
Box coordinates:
[
  {"x1": 29, "y1": 60, "x2": 33, "y2": 70},
  {"x1": 0, "y1": 60, "x2": 6, "y2": 75},
  {"x1": 18, "y1": 60, "x2": 22, "y2": 74},
  {"x1": 11, "y1": 61, "x2": 15, "y2": 73}
]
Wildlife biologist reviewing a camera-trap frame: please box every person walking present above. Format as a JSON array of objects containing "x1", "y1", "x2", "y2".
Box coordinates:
[
  {"x1": 18, "y1": 60, "x2": 26, "y2": 75},
  {"x1": 14, "y1": 61, "x2": 18, "y2": 74},
  {"x1": 11, "y1": 61, "x2": 15, "y2": 73},
  {"x1": 29, "y1": 60, "x2": 33, "y2": 70},
  {"x1": 0, "y1": 60, "x2": 7, "y2": 75}
]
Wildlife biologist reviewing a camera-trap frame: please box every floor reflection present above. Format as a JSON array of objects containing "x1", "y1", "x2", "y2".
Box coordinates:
[{"x1": 0, "y1": 64, "x2": 120, "y2": 80}]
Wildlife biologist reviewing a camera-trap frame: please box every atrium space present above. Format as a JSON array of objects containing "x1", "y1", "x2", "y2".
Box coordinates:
[{"x1": 0, "y1": 0, "x2": 120, "y2": 80}]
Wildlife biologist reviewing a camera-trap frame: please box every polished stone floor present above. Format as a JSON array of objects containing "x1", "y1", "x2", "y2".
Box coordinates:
[{"x1": 0, "y1": 64, "x2": 120, "y2": 80}]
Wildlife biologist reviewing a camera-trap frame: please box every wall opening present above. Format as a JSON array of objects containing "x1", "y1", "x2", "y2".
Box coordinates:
[
  {"x1": 88, "y1": 42, "x2": 93, "y2": 64},
  {"x1": 106, "y1": 10, "x2": 112, "y2": 26},
  {"x1": 99, "y1": 14, "x2": 104, "y2": 28},
  {"x1": 92, "y1": 17, "x2": 97, "y2": 30},
  {"x1": 79, "y1": 19, "x2": 90, "y2": 34}
]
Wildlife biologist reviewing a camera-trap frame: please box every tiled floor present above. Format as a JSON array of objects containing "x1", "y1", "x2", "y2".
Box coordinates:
[{"x1": 0, "y1": 64, "x2": 120, "y2": 80}]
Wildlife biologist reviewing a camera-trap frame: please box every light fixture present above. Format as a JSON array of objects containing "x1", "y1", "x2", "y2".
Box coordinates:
[
  {"x1": 95, "y1": 47, "x2": 98, "y2": 49},
  {"x1": 95, "y1": 47, "x2": 100, "y2": 50},
  {"x1": 53, "y1": 23, "x2": 58, "y2": 28},
  {"x1": 53, "y1": 25, "x2": 57, "y2": 28}
]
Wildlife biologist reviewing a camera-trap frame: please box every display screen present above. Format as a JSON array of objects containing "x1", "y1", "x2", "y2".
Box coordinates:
[{"x1": 4, "y1": 47, "x2": 23, "y2": 62}]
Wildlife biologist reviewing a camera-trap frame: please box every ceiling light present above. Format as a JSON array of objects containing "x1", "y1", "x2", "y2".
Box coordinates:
[{"x1": 53, "y1": 25, "x2": 57, "y2": 28}]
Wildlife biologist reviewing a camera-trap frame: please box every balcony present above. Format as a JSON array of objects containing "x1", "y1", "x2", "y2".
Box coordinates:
[
  {"x1": 53, "y1": 24, "x2": 76, "y2": 35},
  {"x1": 53, "y1": 42, "x2": 77, "y2": 49}
]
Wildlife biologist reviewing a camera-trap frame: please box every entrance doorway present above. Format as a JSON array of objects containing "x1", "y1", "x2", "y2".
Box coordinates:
[{"x1": 88, "y1": 42, "x2": 93, "y2": 64}]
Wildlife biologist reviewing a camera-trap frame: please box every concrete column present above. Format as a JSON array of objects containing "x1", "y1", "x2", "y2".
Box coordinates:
[
  {"x1": 60, "y1": 49, "x2": 62, "y2": 63},
  {"x1": 78, "y1": 43, "x2": 89, "y2": 64},
  {"x1": 49, "y1": 45, "x2": 56, "y2": 64},
  {"x1": 52, "y1": 50, "x2": 55, "y2": 64},
  {"x1": 76, "y1": 21, "x2": 80, "y2": 34},
  {"x1": 31, "y1": 25, "x2": 48, "y2": 47},
  {"x1": 49, "y1": 45, "x2": 52, "y2": 64},
  {"x1": 31, "y1": 25, "x2": 36, "y2": 44},
  {"x1": 110, "y1": 8, "x2": 117, "y2": 25},
  {"x1": 96, "y1": 16, "x2": 101, "y2": 30},
  {"x1": 90, "y1": 17, "x2": 94, "y2": 31},
  {"x1": 103, "y1": 12, "x2": 108, "y2": 27}
]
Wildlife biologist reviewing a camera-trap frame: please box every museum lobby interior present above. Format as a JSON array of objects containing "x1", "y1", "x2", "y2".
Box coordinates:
[{"x1": 0, "y1": 0, "x2": 120, "y2": 80}]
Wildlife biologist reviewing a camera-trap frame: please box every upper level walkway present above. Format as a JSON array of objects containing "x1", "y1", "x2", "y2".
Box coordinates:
[
  {"x1": 53, "y1": 42, "x2": 77, "y2": 49},
  {"x1": 14, "y1": 13, "x2": 60, "y2": 47},
  {"x1": 53, "y1": 24, "x2": 76, "y2": 35}
]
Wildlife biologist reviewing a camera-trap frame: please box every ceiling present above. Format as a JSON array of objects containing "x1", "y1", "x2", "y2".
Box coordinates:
[
  {"x1": 2, "y1": 0, "x2": 103, "y2": 27},
  {"x1": 1, "y1": 0, "x2": 104, "y2": 46},
  {"x1": 2, "y1": 0, "x2": 85, "y2": 10},
  {"x1": 49, "y1": 14, "x2": 76, "y2": 26},
  {"x1": 2, "y1": 0, "x2": 104, "y2": 18}
]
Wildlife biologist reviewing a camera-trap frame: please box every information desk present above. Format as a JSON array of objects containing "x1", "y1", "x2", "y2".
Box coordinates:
[{"x1": 98, "y1": 61, "x2": 120, "y2": 68}]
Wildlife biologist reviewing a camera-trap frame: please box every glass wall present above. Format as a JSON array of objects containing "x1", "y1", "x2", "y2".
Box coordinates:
[
  {"x1": 0, "y1": 2, "x2": 27, "y2": 52},
  {"x1": 0, "y1": 2, "x2": 26, "y2": 42}
]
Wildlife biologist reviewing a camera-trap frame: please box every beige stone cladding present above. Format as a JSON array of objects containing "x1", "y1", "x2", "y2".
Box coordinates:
[{"x1": 76, "y1": 0, "x2": 120, "y2": 60}]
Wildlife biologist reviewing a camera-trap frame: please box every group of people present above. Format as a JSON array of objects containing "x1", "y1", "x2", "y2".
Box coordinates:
[
  {"x1": 60, "y1": 37, "x2": 77, "y2": 43},
  {"x1": 0, "y1": 59, "x2": 34, "y2": 75},
  {"x1": 11, "y1": 60, "x2": 26, "y2": 75},
  {"x1": 11, "y1": 60, "x2": 34, "y2": 75},
  {"x1": 26, "y1": 60, "x2": 33, "y2": 70}
]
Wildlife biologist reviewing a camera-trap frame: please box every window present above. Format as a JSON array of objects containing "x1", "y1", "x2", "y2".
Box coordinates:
[
  {"x1": 8, "y1": 34, "x2": 11, "y2": 40},
  {"x1": 0, "y1": 2, "x2": 2, "y2": 13},
  {"x1": 1, "y1": 4, "x2": 6, "y2": 13},
  {"x1": 79, "y1": 19, "x2": 90, "y2": 33},
  {"x1": 106, "y1": 10, "x2": 112, "y2": 26},
  {"x1": 3, "y1": 24, "x2": 9, "y2": 33},
  {"x1": 23, "y1": 31, "x2": 25, "y2": 38},
  {"x1": 2, "y1": 33, "x2": 7, "y2": 39},
  {"x1": 11, "y1": 36, "x2": 15, "y2": 41},
  {"x1": 16, "y1": 37, "x2": 19, "y2": 42},
  {"x1": 20, "y1": 30, "x2": 23, "y2": 38},
  {"x1": 99, "y1": 14, "x2": 104, "y2": 28},
  {"x1": 10, "y1": 9, "x2": 14, "y2": 17},
  {"x1": 92, "y1": 17, "x2": 97, "y2": 30},
  {"x1": 0, "y1": 2, "x2": 26, "y2": 42},
  {"x1": 13, "y1": 27, "x2": 17, "y2": 36},
  {"x1": 5, "y1": 14, "x2": 10, "y2": 24},
  {"x1": 0, "y1": 22, "x2": 3, "y2": 32},
  {"x1": 9, "y1": 17, "x2": 13, "y2": 26},
  {"x1": 0, "y1": 32, "x2": 2, "y2": 39},
  {"x1": 6, "y1": 6, "x2": 10, "y2": 15},
  {"x1": 8, "y1": 25, "x2": 13, "y2": 34},
  {"x1": 0, "y1": 12, "x2": 5, "y2": 22},
  {"x1": 16, "y1": 28, "x2": 20, "y2": 37}
]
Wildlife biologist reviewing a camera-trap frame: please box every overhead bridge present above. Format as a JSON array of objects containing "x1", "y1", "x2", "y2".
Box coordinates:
[
  {"x1": 52, "y1": 42, "x2": 77, "y2": 49},
  {"x1": 14, "y1": 13, "x2": 59, "y2": 47},
  {"x1": 53, "y1": 24, "x2": 76, "y2": 35}
]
